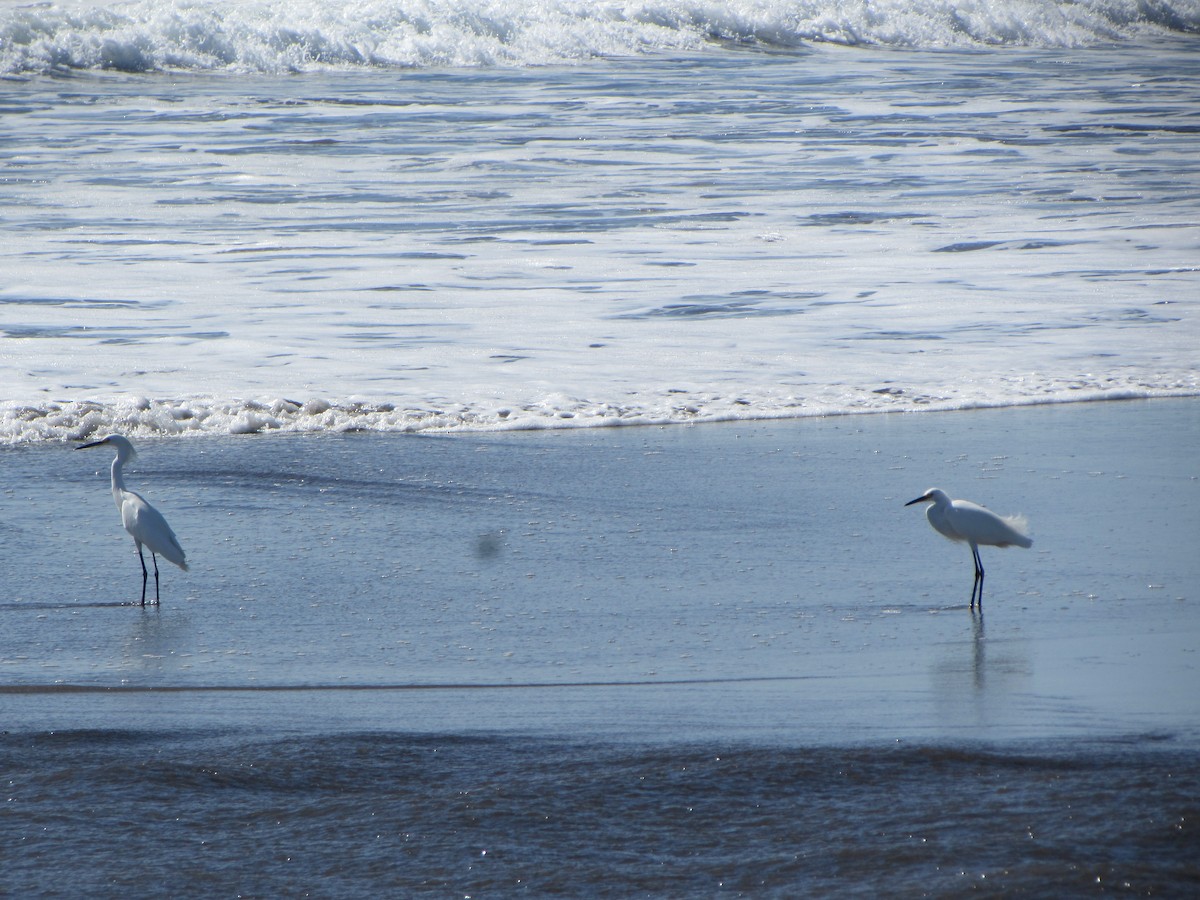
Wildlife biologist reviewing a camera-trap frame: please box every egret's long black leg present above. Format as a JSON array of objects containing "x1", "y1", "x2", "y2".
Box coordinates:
[
  {"x1": 970, "y1": 544, "x2": 985, "y2": 611},
  {"x1": 137, "y1": 544, "x2": 149, "y2": 607},
  {"x1": 152, "y1": 554, "x2": 161, "y2": 605}
]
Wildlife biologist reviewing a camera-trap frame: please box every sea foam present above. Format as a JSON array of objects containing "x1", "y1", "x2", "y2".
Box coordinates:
[
  {"x1": 3, "y1": 0, "x2": 1198, "y2": 75},
  {"x1": 3, "y1": 382, "x2": 1195, "y2": 446}
]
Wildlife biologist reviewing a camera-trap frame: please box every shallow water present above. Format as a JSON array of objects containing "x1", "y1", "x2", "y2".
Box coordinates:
[
  {"x1": 2, "y1": 400, "x2": 1197, "y2": 894},
  {"x1": 3, "y1": 401, "x2": 1196, "y2": 731}
]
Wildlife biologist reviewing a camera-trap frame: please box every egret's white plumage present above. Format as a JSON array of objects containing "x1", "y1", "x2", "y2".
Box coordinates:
[
  {"x1": 905, "y1": 488, "x2": 1031, "y2": 610},
  {"x1": 78, "y1": 434, "x2": 187, "y2": 606}
]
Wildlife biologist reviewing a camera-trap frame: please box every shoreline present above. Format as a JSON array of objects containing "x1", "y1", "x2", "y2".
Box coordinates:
[{"x1": 3, "y1": 389, "x2": 1198, "y2": 447}]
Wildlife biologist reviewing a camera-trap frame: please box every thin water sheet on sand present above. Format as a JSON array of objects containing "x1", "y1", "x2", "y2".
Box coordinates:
[{"x1": 1, "y1": 399, "x2": 1196, "y2": 745}]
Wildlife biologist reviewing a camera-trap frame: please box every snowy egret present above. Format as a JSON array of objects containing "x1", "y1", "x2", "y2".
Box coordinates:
[
  {"x1": 77, "y1": 434, "x2": 187, "y2": 606},
  {"x1": 905, "y1": 488, "x2": 1031, "y2": 610}
]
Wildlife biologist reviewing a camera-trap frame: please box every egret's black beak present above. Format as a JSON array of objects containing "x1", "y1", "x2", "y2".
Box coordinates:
[
  {"x1": 76, "y1": 440, "x2": 104, "y2": 450},
  {"x1": 904, "y1": 494, "x2": 929, "y2": 506}
]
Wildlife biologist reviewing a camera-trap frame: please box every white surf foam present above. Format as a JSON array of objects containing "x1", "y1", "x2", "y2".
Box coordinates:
[{"x1": 3, "y1": 0, "x2": 1197, "y2": 75}]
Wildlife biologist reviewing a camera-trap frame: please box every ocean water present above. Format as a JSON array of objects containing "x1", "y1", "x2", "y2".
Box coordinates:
[
  {"x1": 3, "y1": 2, "x2": 1200, "y2": 896},
  {"x1": 2, "y1": 0, "x2": 1198, "y2": 442}
]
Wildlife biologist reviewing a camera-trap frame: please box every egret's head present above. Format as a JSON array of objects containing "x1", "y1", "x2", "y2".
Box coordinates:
[
  {"x1": 905, "y1": 488, "x2": 946, "y2": 507},
  {"x1": 76, "y1": 434, "x2": 138, "y2": 463}
]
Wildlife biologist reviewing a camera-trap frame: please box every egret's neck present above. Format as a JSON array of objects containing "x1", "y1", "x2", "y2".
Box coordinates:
[{"x1": 110, "y1": 455, "x2": 128, "y2": 506}]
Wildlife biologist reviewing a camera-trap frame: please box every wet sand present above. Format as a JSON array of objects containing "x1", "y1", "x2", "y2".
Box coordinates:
[{"x1": 1, "y1": 398, "x2": 1197, "y2": 745}]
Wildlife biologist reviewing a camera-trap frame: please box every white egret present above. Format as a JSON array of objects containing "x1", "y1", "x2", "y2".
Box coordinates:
[
  {"x1": 77, "y1": 434, "x2": 188, "y2": 606},
  {"x1": 905, "y1": 488, "x2": 1031, "y2": 610}
]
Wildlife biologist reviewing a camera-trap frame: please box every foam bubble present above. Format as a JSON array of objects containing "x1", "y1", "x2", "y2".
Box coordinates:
[{"x1": 4, "y1": 383, "x2": 1197, "y2": 446}]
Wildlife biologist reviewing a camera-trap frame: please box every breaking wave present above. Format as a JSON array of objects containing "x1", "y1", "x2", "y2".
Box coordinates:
[
  {"x1": 3, "y1": 0, "x2": 1198, "y2": 75},
  {"x1": 3, "y1": 385, "x2": 1197, "y2": 445}
]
